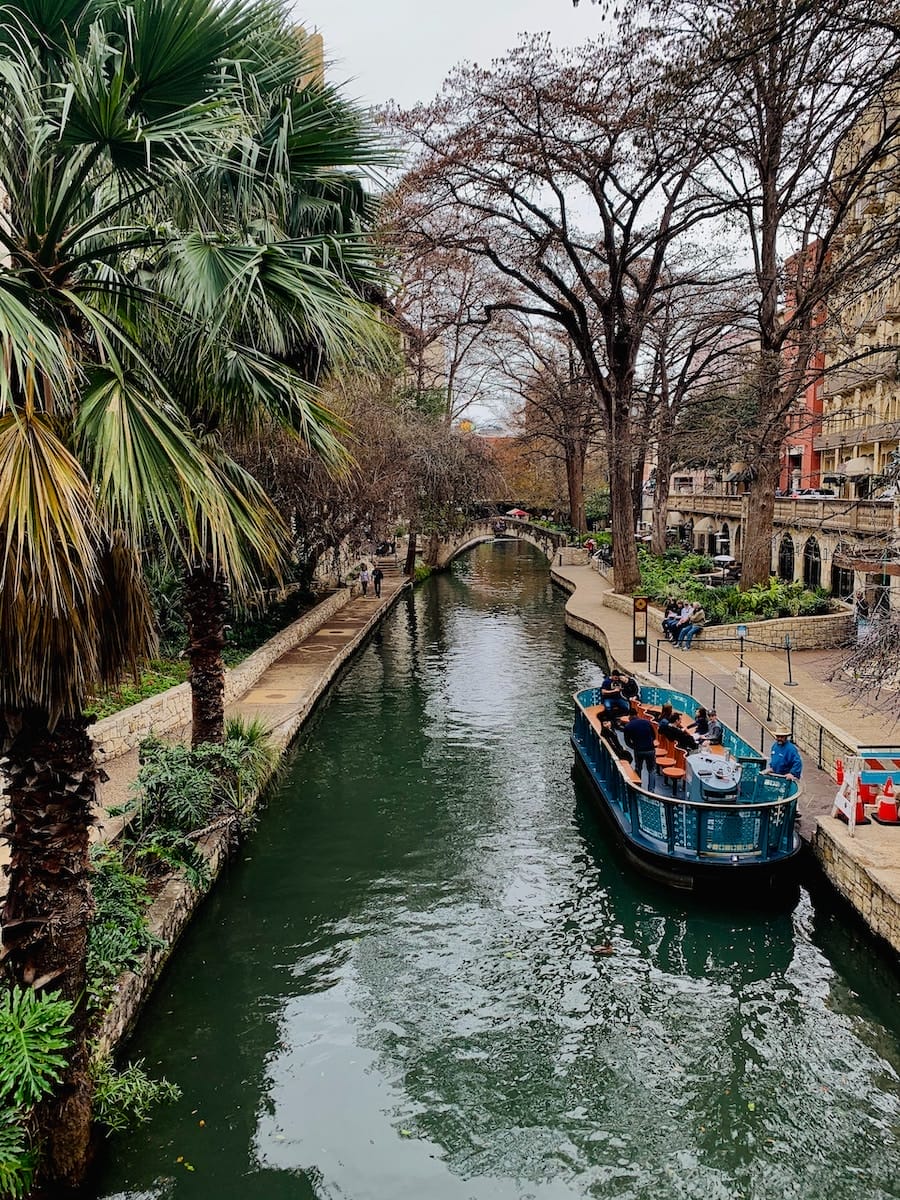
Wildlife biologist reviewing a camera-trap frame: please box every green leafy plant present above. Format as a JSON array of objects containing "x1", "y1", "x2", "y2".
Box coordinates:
[
  {"x1": 221, "y1": 717, "x2": 279, "y2": 810},
  {"x1": 0, "y1": 1110, "x2": 33, "y2": 1200},
  {"x1": 86, "y1": 660, "x2": 190, "y2": 719},
  {"x1": 413, "y1": 560, "x2": 432, "y2": 584},
  {"x1": 92, "y1": 1058, "x2": 181, "y2": 1135},
  {"x1": 0, "y1": 989, "x2": 74, "y2": 1111},
  {"x1": 636, "y1": 549, "x2": 831, "y2": 625},
  {"x1": 87, "y1": 847, "x2": 163, "y2": 1008}
]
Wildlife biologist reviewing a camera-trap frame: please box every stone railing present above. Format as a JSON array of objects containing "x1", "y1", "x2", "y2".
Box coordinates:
[
  {"x1": 93, "y1": 587, "x2": 352, "y2": 759},
  {"x1": 600, "y1": 591, "x2": 855, "y2": 650},
  {"x1": 673, "y1": 491, "x2": 895, "y2": 535},
  {"x1": 425, "y1": 520, "x2": 569, "y2": 568}
]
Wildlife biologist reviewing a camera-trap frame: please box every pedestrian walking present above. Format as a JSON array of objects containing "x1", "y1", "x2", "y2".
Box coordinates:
[
  {"x1": 372, "y1": 566, "x2": 383, "y2": 598},
  {"x1": 359, "y1": 564, "x2": 370, "y2": 596}
]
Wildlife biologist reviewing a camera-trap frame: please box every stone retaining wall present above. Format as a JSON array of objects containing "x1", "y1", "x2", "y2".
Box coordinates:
[
  {"x1": 93, "y1": 587, "x2": 352, "y2": 759},
  {"x1": 601, "y1": 590, "x2": 854, "y2": 650},
  {"x1": 810, "y1": 821, "x2": 900, "y2": 954}
]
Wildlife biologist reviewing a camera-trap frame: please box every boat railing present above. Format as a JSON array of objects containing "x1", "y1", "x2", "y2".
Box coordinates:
[{"x1": 573, "y1": 695, "x2": 799, "y2": 862}]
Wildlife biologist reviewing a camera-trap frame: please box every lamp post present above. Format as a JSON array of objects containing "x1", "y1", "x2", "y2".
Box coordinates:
[
  {"x1": 783, "y1": 633, "x2": 797, "y2": 687},
  {"x1": 737, "y1": 624, "x2": 748, "y2": 669}
]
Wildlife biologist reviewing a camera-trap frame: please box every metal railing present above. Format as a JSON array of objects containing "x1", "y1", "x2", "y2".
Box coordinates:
[{"x1": 649, "y1": 637, "x2": 843, "y2": 774}]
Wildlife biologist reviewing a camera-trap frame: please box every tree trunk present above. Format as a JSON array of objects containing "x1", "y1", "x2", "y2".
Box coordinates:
[
  {"x1": 0, "y1": 710, "x2": 97, "y2": 1192},
  {"x1": 740, "y1": 457, "x2": 779, "y2": 588},
  {"x1": 565, "y1": 445, "x2": 587, "y2": 534},
  {"x1": 185, "y1": 563, "x2": 229, "y2": 747},
  {"x1": 651, "y1": 418, "x2": 673, "y2": 557},
  {"x1": 631, "y1": 444, "x2": 647, "y2": 530},
  {"x1": 606, "y1": 399, "x2": 641, "y2": 593},
  {"x1": 404, "y1": 524, "x2": 418, "y2": 576}
]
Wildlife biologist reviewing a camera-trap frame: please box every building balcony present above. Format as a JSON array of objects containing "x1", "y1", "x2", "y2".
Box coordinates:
[
  {"x1": 814, "y1": 420, "x2": 899, "y2": 450},
  {"x1": 672, "y1": 492, "x2": 895, "y2": 534}
]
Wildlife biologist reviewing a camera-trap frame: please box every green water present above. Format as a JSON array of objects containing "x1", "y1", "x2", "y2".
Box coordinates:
[{"x1": 91, "y1": 542, "x2": 900, "y2": 1200}]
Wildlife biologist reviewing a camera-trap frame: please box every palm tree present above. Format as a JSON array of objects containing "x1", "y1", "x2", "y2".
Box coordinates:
[
  {"x1": 142, "y1": 24, "x2": 391, "y2": 746},
  {"x1": 0, "y1": 0, "x2": 372, "y2": 1185}
]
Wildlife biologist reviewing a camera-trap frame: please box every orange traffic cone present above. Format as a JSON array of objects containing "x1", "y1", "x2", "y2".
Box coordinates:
[{"x1": 872, "y1": 777, "x2": 900, "y2": 826}]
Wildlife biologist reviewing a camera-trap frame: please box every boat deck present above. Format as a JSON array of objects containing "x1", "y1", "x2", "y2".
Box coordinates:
[{"x1": 572, "y1": 685, "x2": 801, "y2": 886}]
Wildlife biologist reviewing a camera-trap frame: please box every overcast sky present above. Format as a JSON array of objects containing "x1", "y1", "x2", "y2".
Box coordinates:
[{"x1": 292, "y1": 1, "x2": 606, "y2": 108}]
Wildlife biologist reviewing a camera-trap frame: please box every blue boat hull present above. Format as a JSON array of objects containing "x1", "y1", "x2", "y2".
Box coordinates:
[
  {"x1": 572, "y1": 740, "x2": 801, "y2": 894},
  {"x1": 572, "y1": 685, "x2": 802, "y2": 896}
]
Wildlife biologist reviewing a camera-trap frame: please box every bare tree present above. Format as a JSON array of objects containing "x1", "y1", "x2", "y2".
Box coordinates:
[
  {"x1": 493, "y1": 319, "x2": 604, "y2": 532},
  {"x1": 651, "y1": 0, "x2": 900, "y2": 586},
  {"x1": 387, "y1": 232, "x2": 509, "y2": 423},
  {"x1": 384, "y1": 32, "x2": 724, "y2": 592},
  {"x1": 641, "y1": 273, "x2": 756, "y2": 553}
]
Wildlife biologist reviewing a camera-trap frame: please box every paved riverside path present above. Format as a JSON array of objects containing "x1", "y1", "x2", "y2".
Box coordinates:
[
  {"x1": 95, "y1": 557, "x2": 410, "y2": 828},
  {"x1": 0, "y1": 558, "x2": 411, "y2": 880}
]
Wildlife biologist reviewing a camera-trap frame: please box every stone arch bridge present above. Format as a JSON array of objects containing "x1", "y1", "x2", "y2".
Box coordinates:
[{"x1": 422, "y1": 520, "x2": 571, "y2": 569}]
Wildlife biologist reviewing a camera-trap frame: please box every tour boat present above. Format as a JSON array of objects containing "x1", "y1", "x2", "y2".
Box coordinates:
[{"x1": 571, "y1": 685, "x2": 802, "y2": 892}]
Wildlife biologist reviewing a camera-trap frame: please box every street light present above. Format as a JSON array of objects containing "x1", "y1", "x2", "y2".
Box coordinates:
[
  {"x1": 783, "y1": 633, "x2": 797, "y2": 687},
  {"x1": 737, "y1": 623, "x2": 748, "y2": 669}
]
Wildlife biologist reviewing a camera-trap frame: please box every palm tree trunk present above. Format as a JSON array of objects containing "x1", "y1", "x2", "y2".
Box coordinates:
[
  {"x1": 185, "y1": 564, "x2": 229, "y2": 747},
  {"x1": 0, "y1": 709, "x2": 97, "y2": 1191}
]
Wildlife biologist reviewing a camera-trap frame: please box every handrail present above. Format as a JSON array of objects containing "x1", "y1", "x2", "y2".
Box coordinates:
[
  {"x1": 650, "y1": 639, "x2": 774, "y2": 756},
  {"x1": 650, "y1": 638, "x2": 837, "y2": 773}
]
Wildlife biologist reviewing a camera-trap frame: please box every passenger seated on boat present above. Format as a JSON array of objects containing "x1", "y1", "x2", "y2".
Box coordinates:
[
  {"x1": 687, "y1": 707, "x2": 709, "y2": 737},
  {"x1": 615, "y1": 671, "x2": 640, "y2": 702},
  {"x1": 623, "y1": 714, "x2": 656, "y2": 787},
  {"x1": 703, "y1": 710, "x2": 724, "y2": 746},
  {"x1": 600, "y1": 673, "x2": 631, "y2": 719},
  {"x1": 658, "y1": 705, "x2": 699, "y2": 753}
]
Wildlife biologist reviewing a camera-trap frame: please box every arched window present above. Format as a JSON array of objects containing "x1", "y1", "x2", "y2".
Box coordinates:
[
  {"x1": 778, "y1": 534, "x2": 795, "y2": 581},
  {"x1": 802, "y1": 536, "x2": 821, "y2": 588},
  {"x1": 718, "y1": 523, "x2": 731, "y2": 556}
]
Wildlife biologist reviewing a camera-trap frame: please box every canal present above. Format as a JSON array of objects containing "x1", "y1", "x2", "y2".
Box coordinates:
[{"x1": 91, "y1": 541, "x2": 900, "y2": 1200}]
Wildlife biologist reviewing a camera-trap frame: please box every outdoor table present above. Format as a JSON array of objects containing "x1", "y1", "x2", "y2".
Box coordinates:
[{"x1": 686, "y1": 751, "x2": 742, "y2": 803}]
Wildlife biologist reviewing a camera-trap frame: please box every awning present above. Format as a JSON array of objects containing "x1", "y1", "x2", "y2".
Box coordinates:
[
  {"x1": 665, "y1": 510, "x2": 685, "y2": 526},
  {"x1": 822, "y1": 473, "x2": 846, "y2": 484},
  {"x1": 725, "y1": 469, "x2": 753, "y2": 482},
  {"x1": 692, "y1": 517, "x2": 715, "y2": 534},
  {"x1": 841, "y1": 456, "x2": 874, "y2": 477}
]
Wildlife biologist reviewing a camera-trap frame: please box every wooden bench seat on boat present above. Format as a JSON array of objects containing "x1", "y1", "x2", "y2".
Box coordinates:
[{"x1": 619, "y1": 762, "x2": 642, "y2": 786}]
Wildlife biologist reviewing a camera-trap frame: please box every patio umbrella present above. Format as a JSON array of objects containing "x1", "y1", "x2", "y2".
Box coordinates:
[{"x1": 506, "y1": 508, "x2": 530, "y2": 517}]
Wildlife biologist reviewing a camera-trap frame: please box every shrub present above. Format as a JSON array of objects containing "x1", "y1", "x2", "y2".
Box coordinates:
[
  {"x1": 87, "y1": 847, "x2": 162, "y2": 1008},
  {"x1": 0, "y1": 987, "x2": 75, "y2": 1199},
  {"x1": 636, "y1": 549, "x2": 831, "y2": 625},
  {"x1": 92, "y1": 1058, "x2": 181, "y2": 1135}
]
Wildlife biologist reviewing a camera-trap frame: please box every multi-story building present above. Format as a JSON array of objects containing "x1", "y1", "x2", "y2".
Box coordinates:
[
  {"x1": 779, "y1": 244, "x2": 825, "y2": 493},
  {"x1": 817, "y1": 101, "x2": 900, "y2": 498}
]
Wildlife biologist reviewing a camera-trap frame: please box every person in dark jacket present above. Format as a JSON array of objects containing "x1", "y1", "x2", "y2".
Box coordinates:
[
  {"x1": 372, "y1": 566, "x2": 384, "y2": 598},
  {"x1": 623, "y1": 714, "x2": 657, "y2": 787},
  {"x1": 658, "y1": 710, "x2": 699, "y2": 753}
]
